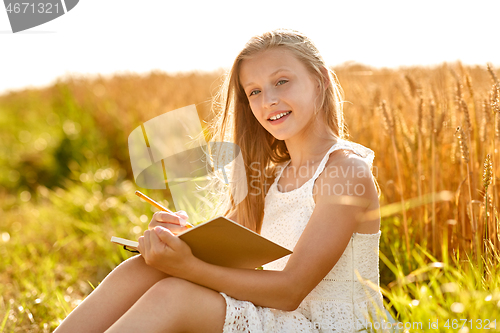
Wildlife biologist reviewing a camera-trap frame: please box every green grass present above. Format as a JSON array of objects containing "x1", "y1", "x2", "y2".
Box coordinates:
[
  {"x1": 379, "y1": 242, "x2": 500, "y2": 331},
  {"x1": 2, "y1": 179, "x2": 499, "y2": 332},
  {"x1": 0, "y1": 167, "x2": 212, "y2": 332}
]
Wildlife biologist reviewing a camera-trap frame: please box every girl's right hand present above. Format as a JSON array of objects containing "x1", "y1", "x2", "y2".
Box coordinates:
[{"x1": 148, "y1": 210, "x2": 190, "y2": 235}]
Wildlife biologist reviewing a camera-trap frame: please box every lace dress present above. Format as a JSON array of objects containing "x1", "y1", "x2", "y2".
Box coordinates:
[{"x1": 219, "y1": 139, "x2": 386, "y2": 332}]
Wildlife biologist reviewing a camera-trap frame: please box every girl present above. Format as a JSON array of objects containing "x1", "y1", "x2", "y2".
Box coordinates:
[{"x1": 55, "y1": 28, "x2": 385, "y2": 333}]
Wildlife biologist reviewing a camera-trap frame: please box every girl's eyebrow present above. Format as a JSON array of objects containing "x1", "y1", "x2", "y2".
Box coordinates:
[{"x1": 242, "y1": 68, "x2": 291, "y2": 89}]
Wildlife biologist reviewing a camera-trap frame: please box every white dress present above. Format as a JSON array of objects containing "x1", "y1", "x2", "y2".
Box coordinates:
[{"x1": 219, "y1": 139, "x2": 386, "y2": 332}]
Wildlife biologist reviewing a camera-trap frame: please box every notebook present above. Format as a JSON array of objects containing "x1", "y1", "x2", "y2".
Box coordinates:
[{"x1": 111, "y1": 216, "x2": 292, "y2": 269}]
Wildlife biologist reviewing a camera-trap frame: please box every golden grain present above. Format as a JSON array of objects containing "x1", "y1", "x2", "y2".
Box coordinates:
[
  {"x1": 483, "y1": 154, "x2": 492, "y2": 188},
  {"x1": 487, "y1": 63, "x2": 499, "y2": 86},
  {"x1": 480, "y1": 99, "x2": 490, "y2": 142},
  {"x1": 380, "y1": 100, "x2": 394, "y2": 135},
  {"x1": 456, "y1": 126, "x2": 470, "y2": 163},
  {"x1": 460, "y1": 99, "x2": 473, "y2": 134}
]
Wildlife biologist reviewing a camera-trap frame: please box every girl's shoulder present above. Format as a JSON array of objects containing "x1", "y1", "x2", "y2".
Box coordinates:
[
  {"x1": 325, "y1": 148, "x2": 371, "y2": 168},
  {"x1": 320, "y1": 149, "x2": 374, "y2": 185},
  {"x1": 326, "y1": 147, "x2": 367, "y2": 166},
  {"x1": 317, "y1": 141, "x2": 376, "y2": 193},
  {"x1": 326, "y1": 140, "x2": 375, "y2": 170},
  {"x1": 314, "y1": 146, "x2": 378, "y2": 208}
]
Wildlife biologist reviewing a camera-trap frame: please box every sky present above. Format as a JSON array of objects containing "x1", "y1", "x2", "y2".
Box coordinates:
[{"x1": 1, "y1": 0, "x2": 499, "y2": 95}]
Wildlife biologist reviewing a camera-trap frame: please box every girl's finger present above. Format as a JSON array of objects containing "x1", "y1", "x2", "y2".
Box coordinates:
[
  {"x1": 154, "y1": 226, "x2": 178, "y2": 248},
  {"x1": 143, "y1": 230, "x2": 152, "y2": 253},
  {"x1": 137, "y1": 236, "x2": 145, "y2": 253},
  {"x1": 175, "y1": 210, "x2": 189, "y2": 220},
  {"x1": 162, "y1": 223, "x2": 187, "y2": 234},
  {"x1": 177, "y1": 217, "x2": 188, "y2": 227},
  {"x1": 149, "y1": 228, "x2": 164, "y2": 250},
  {"x1": 156, "y1": 211, "x2": 182, "y2": 224}
]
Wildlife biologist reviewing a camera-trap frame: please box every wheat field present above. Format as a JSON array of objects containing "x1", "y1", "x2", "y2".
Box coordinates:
[{"x1": 0, "y1": 63, "x2": 499, "y2": 332}]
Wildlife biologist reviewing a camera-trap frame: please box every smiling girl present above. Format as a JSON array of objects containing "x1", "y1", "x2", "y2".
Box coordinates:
[{"x1": 55, "y1": 28, "x2": 385, "y2": 333}]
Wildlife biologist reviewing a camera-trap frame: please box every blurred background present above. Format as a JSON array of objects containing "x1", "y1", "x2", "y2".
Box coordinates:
[
  {"x1": 2, "y1": 0, "x2": 500, "y2": 95},
  {"x1": 1, "y1": 0, "x2": 500, "y2": 331}
]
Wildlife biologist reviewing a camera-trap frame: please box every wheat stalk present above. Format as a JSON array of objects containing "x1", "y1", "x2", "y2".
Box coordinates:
[
  {"x1": 435, "y1": 110, "x2": 446, "y2": 140},
  {"x1": 380, "y1": 100, "x2": 394, "y2": 135},
  {"x1": 460, "y1": 99, "x2": 477, "y2": 197},
  {"x1": 417, "y1": 97, "x2": 424, "y2": 240},
  {"x1": 483, "y1": 154, "x2": 493, "y2": 192},
  {"x1": 492, "y1": 84, "x2": 500, "y2": 115},
  {"x1": 460, "y1": 99, "x2": 472, "y2": 138},
  {"x1": 456, "y1": 126, "x2": 469, "y2": 163},
  {"x1": 380, "y1": 100, "x2": 411, "y2": 269},
  {"x1": 404, "y1": 74, "x2": 420, "y2": 99},
  {"x1": 465, "y1": 73, "x2": 479, "y2": 135},
  {"x1": 456, "y1": 126, "x2": 477, "y2": 255},
  {"x1": 490, "y1": 85, "x2": 500, "y2": 224},
  {"x1": 483, "y1": 154, "x2": 493, "y2": 247},
  {"x1": 460, "y1": 99, "x2": 473, "y2": 136},
  {"x1": 451, "y1": 68, "x2": 463, "y2": 99},
  {"x1": 465, "y1": 73, "x2": 475, "y2": 100},
  {"x1": 430, "y1": 100, "x2": 437, "y2": 253},
  {"x1": 480, "y1": 99, "x2": 490, "y2": 143},
  {"x1": 395, "y1": 109, "x2": 413, "y2": 156},
  {"x1": 487, "y1": 63, "x2": 500, "y2": 86},
  {"x1": 491, "y1": 86, "x2": 500, "y2": 240}
]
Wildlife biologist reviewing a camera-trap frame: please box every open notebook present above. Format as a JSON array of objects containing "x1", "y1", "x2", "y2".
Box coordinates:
[{"x1": 111, "y1": 216, "x2": 292, "y2": 269}]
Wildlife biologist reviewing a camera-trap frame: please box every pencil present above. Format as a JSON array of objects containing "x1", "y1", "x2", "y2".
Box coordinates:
[{"x1": 135, "y1": 190, "x2": 194, "y2": 228}]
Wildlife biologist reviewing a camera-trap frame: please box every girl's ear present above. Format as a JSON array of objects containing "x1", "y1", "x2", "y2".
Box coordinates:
[{"x1": 319, "y1": 66, "x2": 331, "y2": 90}]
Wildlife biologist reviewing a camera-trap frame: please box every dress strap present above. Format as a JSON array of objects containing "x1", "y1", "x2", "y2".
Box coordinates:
[
  {"x1": 275, "y1": 159, "x2": 292, "y2": 183},
  {"x1": 311, "y1": 139, "x2": 375, "y2": 182}
]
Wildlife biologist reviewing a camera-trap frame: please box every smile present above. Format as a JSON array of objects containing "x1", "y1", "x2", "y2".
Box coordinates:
[{"x1": 268, "y1": 111, "x2": 291, "y2": 121}]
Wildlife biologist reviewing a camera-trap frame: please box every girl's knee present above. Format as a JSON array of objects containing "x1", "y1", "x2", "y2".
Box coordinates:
[
  {"x1": 111, "y1": 254, "x2": 144, "y2": 274},
  {"x1": 110, "y1": 255, "x2": 168, "y2": 284},
  {"x1": 148, "y1": 278, "x2": 227, "y2": 332},
  {"x1": 121, "y1": 254, "x2": 145, "y2": 268},
  {"x1": 150, "y1": 277, "x2": 189, "y2": 296}
]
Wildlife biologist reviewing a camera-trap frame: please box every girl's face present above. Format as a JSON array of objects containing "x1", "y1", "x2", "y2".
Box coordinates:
[{"x1": 239, "y1": 48, "x2": 322, "y2": 141}]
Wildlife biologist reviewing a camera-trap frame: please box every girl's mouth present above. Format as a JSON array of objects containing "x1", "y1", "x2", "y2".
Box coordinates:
[{"x1": 268, "y1": 111, "x2": 291, "y2": 125}]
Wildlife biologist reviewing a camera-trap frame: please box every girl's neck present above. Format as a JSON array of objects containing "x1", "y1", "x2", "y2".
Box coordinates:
[{"x1": 284, "y1": 134, "x2": 338, "y2": 170}]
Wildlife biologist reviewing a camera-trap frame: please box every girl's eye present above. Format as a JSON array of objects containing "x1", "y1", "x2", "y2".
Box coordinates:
[{"x1": 248, "y1": 80, "x2": 286, "y2": 97}]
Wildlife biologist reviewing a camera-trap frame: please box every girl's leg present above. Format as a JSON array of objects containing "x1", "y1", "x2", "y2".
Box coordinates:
[
  {"x1": 105, "y1": 277, "x2": 227, "y2": 333},
  {"x1": 54, "y1": 255, "x2": 170, "y2": 333}
]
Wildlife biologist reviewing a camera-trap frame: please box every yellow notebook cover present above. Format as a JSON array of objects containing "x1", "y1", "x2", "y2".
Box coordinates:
[{"x1": 111, "y1": 216, "x2": 292, "y2": 269}]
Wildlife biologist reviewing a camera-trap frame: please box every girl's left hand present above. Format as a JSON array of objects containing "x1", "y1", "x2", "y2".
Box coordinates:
[{"x1": 137, "y1": 226, "x2": 195, "y2": 277}]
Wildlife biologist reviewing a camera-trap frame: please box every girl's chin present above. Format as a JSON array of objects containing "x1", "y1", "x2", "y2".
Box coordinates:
[
  {"x1": 267, "y1": 127, "x2": 296, "y2": 141},
  {"x1": 270, "y1": 133, "x2": 291, "y2": 141}
]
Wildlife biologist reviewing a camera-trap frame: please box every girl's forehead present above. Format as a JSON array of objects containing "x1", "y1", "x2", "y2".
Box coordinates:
[
  {"x1": 239, "y1": 48, "x2": 307, "y2": 85},
  {"x1": 242, "y1": 48, "x2": 297, "y2": 69}
]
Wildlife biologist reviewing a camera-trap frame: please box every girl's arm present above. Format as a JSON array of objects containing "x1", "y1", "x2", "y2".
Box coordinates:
[{"x1": 140, "y1": 155, "x2": 379, "y2": 312}]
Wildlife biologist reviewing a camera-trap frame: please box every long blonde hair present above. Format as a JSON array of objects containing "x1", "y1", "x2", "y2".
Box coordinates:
[{"x1": 205, "y1": 28, "x2": 347, "y2": 233}]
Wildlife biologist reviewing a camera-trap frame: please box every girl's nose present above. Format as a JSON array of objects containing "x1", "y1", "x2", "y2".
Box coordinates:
[{"x1": 263, "y1": 90, "x2": 278, "y2": 108}]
